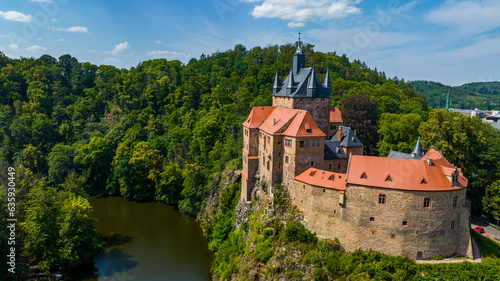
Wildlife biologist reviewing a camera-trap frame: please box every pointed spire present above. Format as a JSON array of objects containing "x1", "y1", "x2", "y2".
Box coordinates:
[
  {"x1": 296, "y1": 30, "x2": 303, "y2": 54},
  {"x1": 286, "y1": 69, "x2": 295, "y2": 89},
  {"x1": 324, "y1": 68, "x2": 331, "y2": 88},
  {"x1": 308, "y1": 67, "x2": 317, "y2": 89},
  {"x1": 411, "y1": 136, "x2": 423, "y2": 158},
  {"x1": 273, "y1": 71, "x2": 281, "y2": 94}
]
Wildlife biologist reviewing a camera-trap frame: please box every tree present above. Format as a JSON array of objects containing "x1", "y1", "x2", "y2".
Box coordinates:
[
  {"x1": 21, "y1": 182, "x2": 60, "y2": 273},
  {"x1": 155, "y1": 162, "x2": 183, "y2": 205},
  {"x1": 377, "y1": 113, "x2": 423, "y2": 156},
  {"x1": 340, "y1": 92, "x2": 380, "y2": 155},
  {"x1": 483, "y1": 180, "x2": 500, "y2": 219},
  {"x1": 58, "y1": 194, "x2": 101, "y2": 273}
]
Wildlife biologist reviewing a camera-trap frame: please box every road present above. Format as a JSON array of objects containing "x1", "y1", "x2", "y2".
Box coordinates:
[{"x1": 471, "y1": 217, "x2": 500, "y2": 241}]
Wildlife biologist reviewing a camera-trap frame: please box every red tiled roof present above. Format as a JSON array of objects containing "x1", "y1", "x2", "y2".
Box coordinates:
[
  {"x1": 243, "y1": 106, "x2": 274, "y2": 129},
  {"x1": 330, "y1": 106, "x2": 343, "y2": 123},
  {"x1": 295, "y1": 168, "x2": 346, "y2": 190},
  {"x1": 258, "y1": 107, "x2": 300, "y2": 135},
  {"x1": 346, "y1": 150, "x2": 467, "y2": 191},
  {"x1": 283, "y1": 110, "x2": 326, "y2": 138}
]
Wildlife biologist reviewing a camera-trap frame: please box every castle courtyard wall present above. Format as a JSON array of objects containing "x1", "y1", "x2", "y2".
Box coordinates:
[{"x1": 290, "y1": 181, "x2": 471, "y2": 259}]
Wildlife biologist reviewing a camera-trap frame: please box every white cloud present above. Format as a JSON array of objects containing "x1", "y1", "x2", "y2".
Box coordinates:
[
  {"x1": 288, "y1": 22, "x2": 305, "y2": 28},
  {"x1": 25, "y1": 45, "x2": 47, "y2": 52},
  {"x1": 146, "y1": 50, "x2": 192, "y2": 60},
  {"x1": 67, "y1": 26, "x2": 88, "y2": 33},
  {"x1": 57, "y1": 38, "x2": 64, "y2": 42},
  {"x1": 104, "y1": 57, "x2": 120, "y2": 64},
  {"x1": 52, "y1": 26, "x2": 89, "y2": 33},
  {"x1": 110, "y1": 42, "x2": 130, "y2": 55},
  {"x1": 9, "y1": 44, "x2": 18, "y2": 51},
  {"x1": 425, "y1": 0, "x2": 500, "y2": 35},
  {"x1": 0, "y1": 11, "x2": 33, "y2": 23},
  {"x1": 245, "y1": 0, "x2": 362, "y2": 23}
]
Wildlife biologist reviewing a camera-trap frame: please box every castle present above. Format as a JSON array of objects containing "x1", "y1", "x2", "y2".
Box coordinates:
[{"x1": 241, "y1": 41, "x2": 473, "y2": 260}]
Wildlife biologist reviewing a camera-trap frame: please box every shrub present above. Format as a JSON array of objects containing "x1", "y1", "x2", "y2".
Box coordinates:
[{"x1": 284, "y1": 222, "x2": 317, "y2": 243}]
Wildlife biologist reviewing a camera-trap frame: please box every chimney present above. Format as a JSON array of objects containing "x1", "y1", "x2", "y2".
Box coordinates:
[
  {"x1": 338, "y1": 126, "x2": 342, "y2": 142},
  {"x1": 426, "y1": 158, "x2": 433, "y2": 167},
  {"x1": 272, "y1": 118, "x2": 276, "y2": 125}
]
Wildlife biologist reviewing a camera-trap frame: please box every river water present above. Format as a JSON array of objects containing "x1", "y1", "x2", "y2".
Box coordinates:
[{"x1": 83, "y1": 197, "x2": 214, "y2": 281}]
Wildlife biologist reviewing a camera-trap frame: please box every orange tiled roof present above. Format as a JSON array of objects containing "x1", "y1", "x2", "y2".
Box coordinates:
[
  {"x1": 283, "y1": 110, "x2": 326, "y2": 138},
  {"x1": 258, "y1": 107, "x2": 300, "y2": 135},
  {"x1": 330, "y1": 106, "x2": 343, "y2": 123},
  {"x1": 347, "y1": 150, "x2": 467, "y2": 191},
  {"x1": 295, "y1": 168, "x2": 346, "y2": 190},
  {"x1": 243, "y1": 106, "x2": 274, "y2": 129}
]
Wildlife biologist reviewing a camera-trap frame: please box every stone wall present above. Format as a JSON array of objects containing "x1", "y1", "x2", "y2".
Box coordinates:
[
  {"x1": 323, "y1": 159, "x2": 348, "y2": 173},
  {"x1": 289, "y1": 181, "x2": 471, "y2": 259}
]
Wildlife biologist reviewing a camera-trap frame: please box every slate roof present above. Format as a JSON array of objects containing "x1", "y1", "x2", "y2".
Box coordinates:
[
  {"x1": 387, "y1": 138, "x2": 424, "y2": 160},
  {"x1": 272, "y1": 45, "x2": 331, "y2": 98},
  {"x1": 347, "y1": 148, "x2": 468, "y2": 191},
  {"x1": 330, "y1": 126, "x2": 364, "y2": 148},
  {"x1": 324, "y1": 140, "x2": 347, "y2": 160}
]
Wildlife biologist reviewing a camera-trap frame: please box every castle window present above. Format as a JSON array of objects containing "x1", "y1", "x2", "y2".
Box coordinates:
[
  {"x1": 323, "y1": 188, "x2": 325, "y2": 193},
  {"x1": 285, "y1": 171, "x2": 288, "y2": 177},
  {"x1": 299, "y1": 141, "x2": 304, "y2": 148},
  {"x1": 245, "y1": 129, "x2": 248, "y2": 136},
  {"x1": 301, "y1": 200, "x2": 303, "y2": 204},
  {"x1": 278, "y1": 163, "x2": 282, "y2": 170},
  {"x1": 416, "y1": 230, "x2": 419, "y2": 235},
  {"x1": 285, "y1": 156, "x2": 289, "y2": 163},
  {"x1": 391, "y1": 234, "x2": 396, "y2": 239},
  {"x1": 266, "y1": 161, "x2": 269, "y2": 170},
  {"x1": 334, "y1": 209, "x2": 337, "y2": 214},
  {"x1": 310, "y1": 161, "x2": 314, "y2": 166},
  {"x1": 299, "y1": 98, "x2": 303, "y2": 102},
  {"x1": 329, "y1": 164, "x2": 332, "y2": 170},
  {"x1": 370, "y1": 217, "x2": 375, "y2": 222},
  {"x1": 267, "y1": 136, "x2": 270, "y2": 144},
  {"x1": 321, "y1": 98, "x2": 325, "y2": 101},
  {"x1": 303, "y1": 185, "x2": 305, "y2": 190},
  {"x1": 451, "y1": 221, "x2": 455, "y2": 230},
  {"x1": 310, "y1": 98, "x2": 314, "y2": 101},
  {"x1": 371, "y1": 230, "x2": 376, "y2": 234},
  {"x1": 378, "y1": 194, "x2": 386, "y2": 204},
  {"x1": 402, "y1": 221, "x2": 408, "y2": 227},
  {"x1": 305, "y1": 140, "x2": 309, "y2": 148},
  {"x1": 306, "y1": 128, "x2": 311, "y2": 133},
  {"x1": 285, "y1": 139, "x2": 292, "y2": 147},
  {"x1": 453, "y1": 196, "x2": 458, "y2": 208},
  {"x1": 423, "y1": 198, "x2": 431, "y2": 208},
  {"x1": 277, "y1": 141, "x2": 281, "y2": 146},
  {"x1": 337, "y1": 163, "x2": 341, "y2": 170},
  {"x1": 278, "y1": 151, "x2": 281, "y2": 157}
]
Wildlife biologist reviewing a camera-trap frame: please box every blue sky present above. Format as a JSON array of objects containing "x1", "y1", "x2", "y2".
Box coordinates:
[{"x1": 1, "y1": 0, "x2": 499, "y2": 86}]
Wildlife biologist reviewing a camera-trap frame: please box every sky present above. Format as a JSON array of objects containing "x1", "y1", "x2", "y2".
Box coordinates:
[{"x1": 0, "y1": 0, "x2": 499, "y2": 86}]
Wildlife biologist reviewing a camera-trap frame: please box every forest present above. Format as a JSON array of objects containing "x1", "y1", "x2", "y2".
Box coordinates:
[
  {"x1": 411, "y1": 80, "x2": 500, "y2": 110},
  {"x1": 0, "y1": 43, "x2": 499, "y2": 279}
]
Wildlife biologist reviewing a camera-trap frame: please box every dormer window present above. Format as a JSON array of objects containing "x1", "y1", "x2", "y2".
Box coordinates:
[
  {"x1": 360, "y1": 172, "x2": 367, "y2": 179},
  {"x1": 385, "y1": 175, "x2": 392, "y2": 182}
]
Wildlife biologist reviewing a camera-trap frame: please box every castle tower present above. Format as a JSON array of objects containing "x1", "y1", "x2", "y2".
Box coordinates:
[{"x1": 272, "y1": 35, "x2": 332, "y2": 136}]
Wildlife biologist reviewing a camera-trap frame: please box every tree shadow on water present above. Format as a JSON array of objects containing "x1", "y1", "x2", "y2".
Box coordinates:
[{"x1": 102, "y1": 233, "x2": 133, "y2": 247}]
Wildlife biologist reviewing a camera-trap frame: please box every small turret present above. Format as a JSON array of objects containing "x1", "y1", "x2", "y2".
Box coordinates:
[
  {"x1": 293, "y1": 33, "x2": 305, "y2": 76},
  {"x1": 286, "y1": 69, "x2": 295, "y2": 95},
  {"x1": 411, "y1": 136, "x2": 423, "y2": 158},
  {"x1": 324, "y1": 68, "x2": 331, "y2": 89},
  {"x1": 273, "y1": 71, "x2": 281, "y2": 95},
  {"x1": 307, "y1": 67, "x2": 317, "y2": 97}
]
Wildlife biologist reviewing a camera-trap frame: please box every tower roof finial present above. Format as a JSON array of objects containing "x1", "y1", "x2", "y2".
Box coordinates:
[{"x1": 296, "y1": 30, "x2": 303, "y2": 54}]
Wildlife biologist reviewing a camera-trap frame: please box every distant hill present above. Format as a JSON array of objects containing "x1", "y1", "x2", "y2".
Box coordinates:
[{"x1": 411, "y1": 80, "x2": 500, "y2": 110}]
